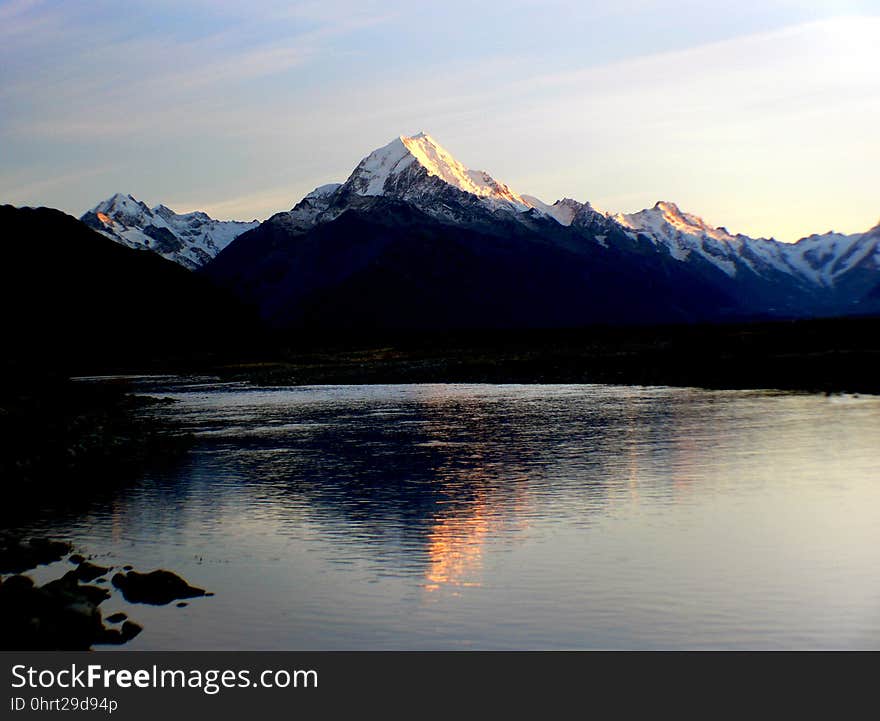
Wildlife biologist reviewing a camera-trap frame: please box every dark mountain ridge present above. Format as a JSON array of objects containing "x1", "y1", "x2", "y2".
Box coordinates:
[{"x1": 205, "y1": 196, "x2": 742, "y2": 330}]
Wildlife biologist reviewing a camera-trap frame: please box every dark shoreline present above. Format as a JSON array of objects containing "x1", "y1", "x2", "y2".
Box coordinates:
[
  {"x1": 9, "y1": 316, "x2": 877, "y2": 397},
  {"x1": 0, "y1": 375, "x2": 193, "y2": 515},
  {"x1": 205, "y1": 317, "x2": 880, "y2": 396}
]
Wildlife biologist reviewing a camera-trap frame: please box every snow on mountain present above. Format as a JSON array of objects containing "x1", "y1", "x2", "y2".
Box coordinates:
[
  {"x1": 616, "y1": 201, "x2": 739, "y2": 245},
  {"x1": 81, "y1": 193, "x2": 258, "y2": 270},
  {"x1": 343, "y1": 132, "x2": 530, "y2": 209},
  {"x1": 520, "y1": 196, "x2": 585, "y2": 226},
  {"x1": 281, "y1": 183, "x2": 343, "y2": 232},
  {"x1": 614, "y1": 201, "x2": 777, "y2": 278},
  {"x1": 280, "y1": 132, "x2": 595, "y2": 234},
  {"x1": 308, "y1": 183, "x2": 343, "y2": 198},
  {"x1": 614, "y1": 200, "x2": 880, "y2": 289},
  {"x1": 791, "y1": 227, "x2": 880, "y2": 285}
]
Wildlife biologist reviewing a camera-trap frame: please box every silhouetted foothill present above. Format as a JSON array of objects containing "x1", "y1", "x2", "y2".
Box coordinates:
[
  {"x1": 0, "y1": 204, "x2": 261, "y2": 369},
  {"x1": 111, "y1": 569, "x2": 207, "y2": 605}
]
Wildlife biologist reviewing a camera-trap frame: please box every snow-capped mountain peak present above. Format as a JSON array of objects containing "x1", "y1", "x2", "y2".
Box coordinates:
[
  {"x1": 92, "y1": 193, "x2": 151, "y2": 225},
  {"x1": 286, "y1": 132, "x2": 615, "y2": 232},
  {"x1": 400, "y1": 132, "x2": 527, "y2": 207},
  {"x1": 81, "y1": 193, "x2": 258, "y2": 269},
  {"x1": 98, "y1": 192, "x2": 138, "y2": 209},
  {"x1": 342, "y1": 132, "x2": 530, "y2": 210}
]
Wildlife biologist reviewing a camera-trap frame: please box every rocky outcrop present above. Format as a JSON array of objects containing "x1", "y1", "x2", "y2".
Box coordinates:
[
  {"x1": 112, "y1": 570, "x2": 207, "y2": 606},
  {"x1": 0, "y1": 537, "x2": 211, "y2": 650}
]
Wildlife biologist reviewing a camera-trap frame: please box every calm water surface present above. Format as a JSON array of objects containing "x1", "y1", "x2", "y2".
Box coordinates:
[{"x1": 14, "y1": 380, "x2": 880, "y2": 649}]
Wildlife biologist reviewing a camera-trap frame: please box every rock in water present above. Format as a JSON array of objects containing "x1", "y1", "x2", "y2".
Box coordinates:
[
  {"x1": 121, "y1": 621, "x2": 143, "y2": 641},
  {"x1": 97, "y1": 620, "x2": 143, "y2": 646},
  {"x1": 111, "y1": 570, "x2": 207, "y2": 605},
  {"x1": 1, "y1": 575, "x2": 34, "y2": 592},
  {"x1": 71, "y1": 561, "x2": 111, "y2": 582},
  {"x1": 0, "y1": 573, "x2": 106, "y2": 650},
  {"x1": 0, "y1": 536, "x2": 71, "y2": 574}
]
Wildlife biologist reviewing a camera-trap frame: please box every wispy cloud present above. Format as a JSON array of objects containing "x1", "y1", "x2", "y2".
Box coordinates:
[
  {"x1": 1, "y1": 1, "x2": 394, "y2": 139},
  {"x1": 0, "y1": 164, "x2": 117, "y2": 205},
  {"x1": 172, "y1": 187, "x2": 308, "y2": 220}
]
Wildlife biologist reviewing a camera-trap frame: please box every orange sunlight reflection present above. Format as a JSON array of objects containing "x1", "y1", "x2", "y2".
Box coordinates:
[
  {"x1": 423, "y1": 493, "x2": 491, "y2": 594},
  {"x1": 422, "y1": 479, "x2": 532, "y2": 595}
]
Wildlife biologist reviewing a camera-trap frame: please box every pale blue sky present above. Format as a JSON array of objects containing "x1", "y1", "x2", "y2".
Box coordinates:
[{"x1": 1, "y1": 0, "x2": 878, "y2": 241}]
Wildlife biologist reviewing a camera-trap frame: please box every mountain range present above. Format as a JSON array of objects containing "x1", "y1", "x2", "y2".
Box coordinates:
[{"x1": 77, "y1": 132, "x2": 880, "y2": 328}]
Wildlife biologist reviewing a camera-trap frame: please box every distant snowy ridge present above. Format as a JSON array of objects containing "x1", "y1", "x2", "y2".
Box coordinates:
[
  {"x1": 81, "y1": 193, "x2": 258, "y2": 269},
  {"x1": 614, "y1": 201, "x2": 880, "y2": 287}
]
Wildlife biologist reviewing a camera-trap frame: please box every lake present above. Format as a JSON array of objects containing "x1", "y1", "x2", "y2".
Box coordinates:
[{"x1": 12, "y1": 379, "x2": 880, "y2": 649}]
